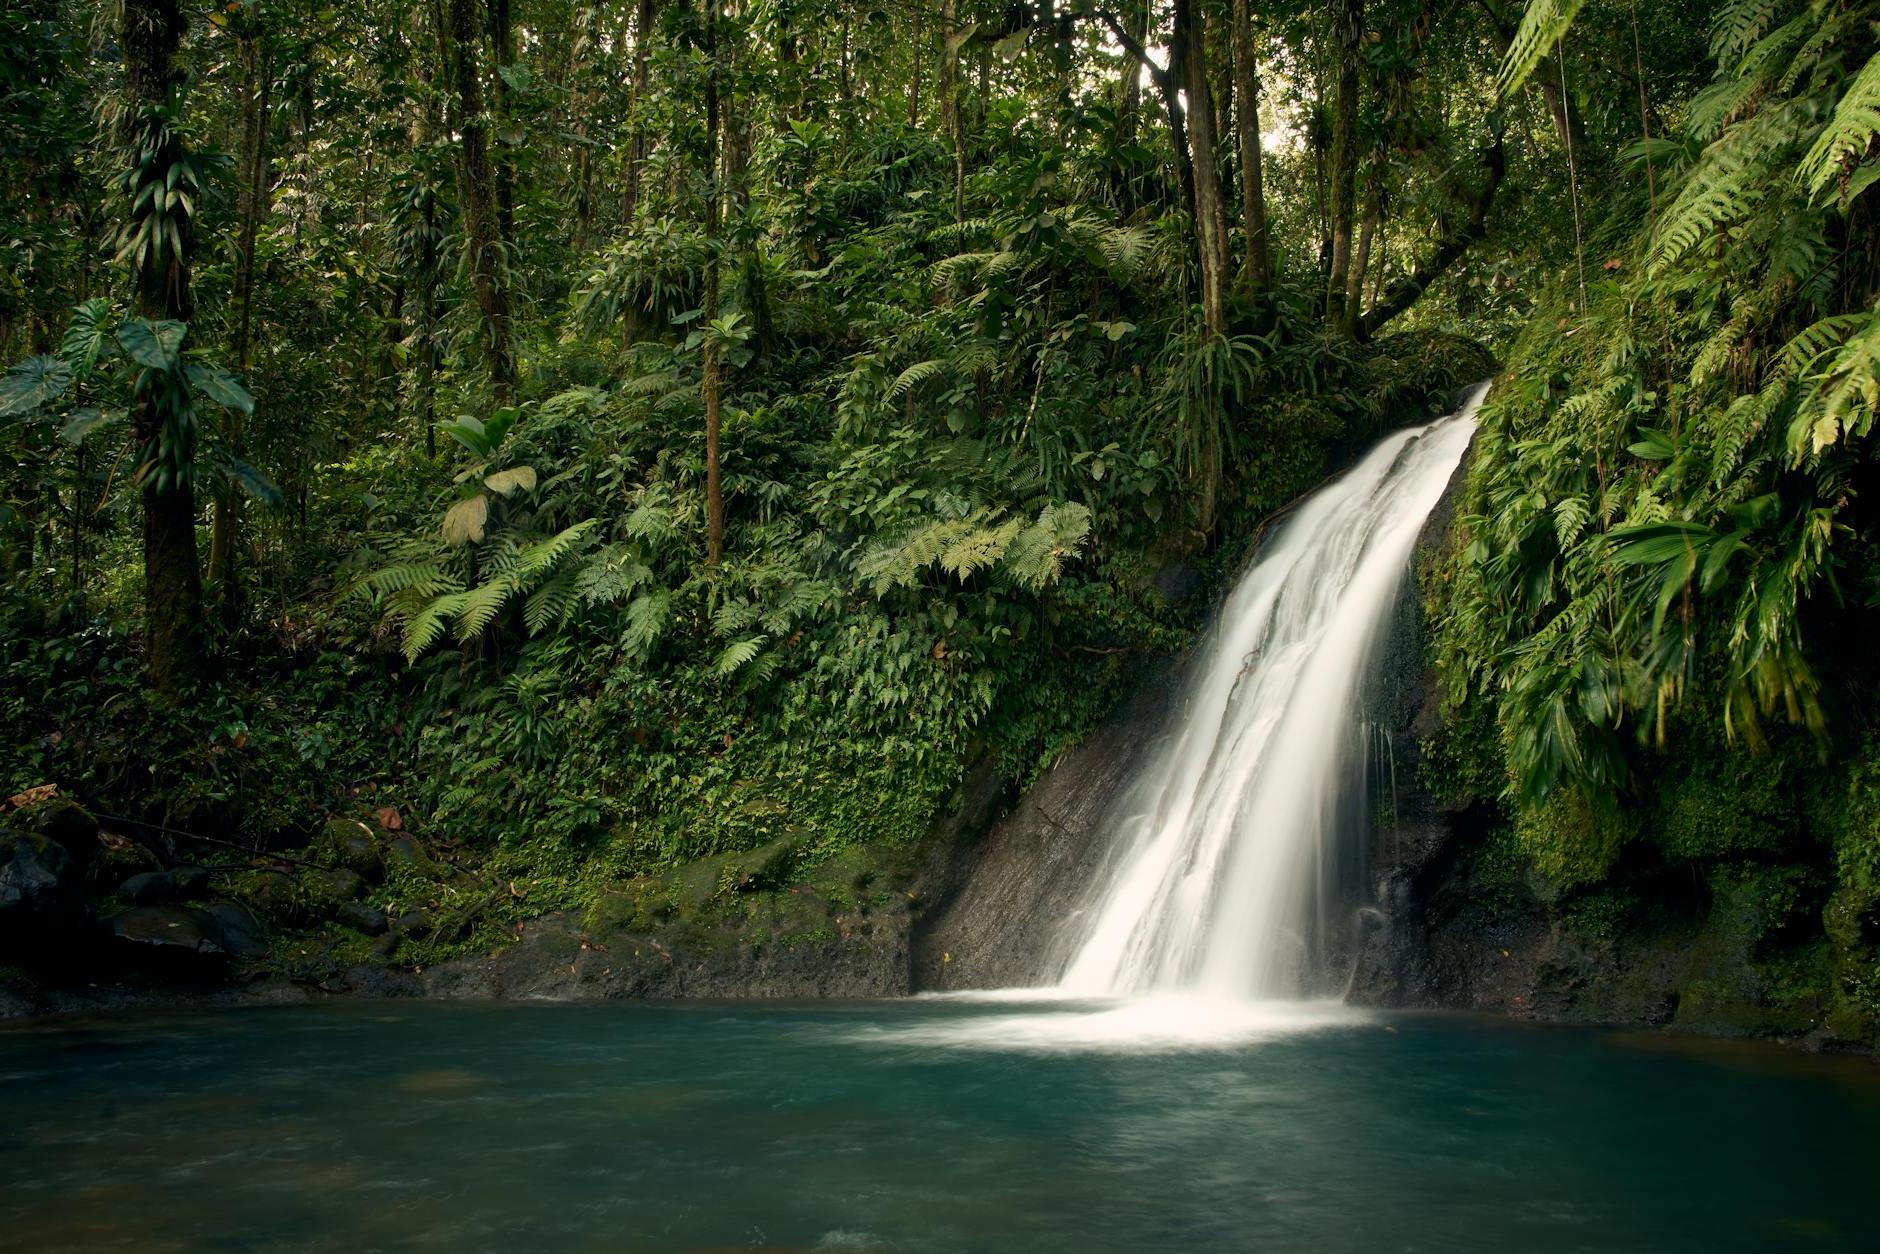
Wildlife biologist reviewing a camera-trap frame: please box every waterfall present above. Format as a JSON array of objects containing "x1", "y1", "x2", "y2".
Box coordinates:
[{"x1": 1052, "y1": 386, "x2": 1485, "y2": 1001}]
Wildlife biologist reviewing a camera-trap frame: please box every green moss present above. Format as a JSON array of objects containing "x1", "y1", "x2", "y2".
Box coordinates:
[{"x1": 1514, "y1": 788, "x2": 1631, "y2": 894}]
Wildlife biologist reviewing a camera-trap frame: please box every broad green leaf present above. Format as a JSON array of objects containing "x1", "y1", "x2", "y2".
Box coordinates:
[
  {"x1": 484, "y1": 466, "x2": 537, "y2": 495},
  {"x1": 0, "y1": 355, "x2": 75, "y2": 417},
  {"x1": 58, "y1": 406, "x2": 124, "y2": 445},
  {"x1": 185, "y1": 364, "x2": 255, "y2": 414},
  {"x1": 218, "y1": 454, "x2": 284, "y2": 506},
  {"x1": 116, "y1": 319, "x2": 187, "y2": 371},
  {"x1": 60, "y1": 298, "x2": 112, "y2": 378},
  {"x1": 440, "y1": 415, "x2": 492, "y2": 457},
  {"x1": 442, "y1": 494, "x2": 490, "y2": 544}
]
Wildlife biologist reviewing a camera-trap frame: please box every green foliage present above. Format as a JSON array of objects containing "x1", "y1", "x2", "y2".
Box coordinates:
[{"x1": 1440, "y1": 8, "x2": 1880, "y2": 805}]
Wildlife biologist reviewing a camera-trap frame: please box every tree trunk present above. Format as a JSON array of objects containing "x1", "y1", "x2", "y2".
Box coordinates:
[
  {"x1": 1325, "y1": 0, "x2": 1362, "y2": 334},
  {"x1": 487, "y1": 0, "x2": 517, "y2": 242},
  {"x1": 908, "y1": 5, "x2": 922, "y2": 127},
  {"x1": 701, "y1": 0, "x2": 725, "y2": 566},
  {"x1": 209, "y1": 19, "x2": 273, "y2": 601},
  {"x1": 1174, "y1": 0, "x2": 1230, "y2": 337},
  {"x1": 623, "y1": 0, "x2": 656, "y2": 224},
  {"x1": 444, "y1": 0, "x2": 515, "y2": 403},
  {"x1": 1360, "y1": 131, "x2": 1505, "y2": 339},
  {"x1": 940, "y1": 0, "x2": 965, "y2": 220},
  {"x1": 122, "y1": 0, "x2": 205, "y2": 693},
  {"x1": 1231, "y1": 0, "x2": 1270, "y2": 291}
]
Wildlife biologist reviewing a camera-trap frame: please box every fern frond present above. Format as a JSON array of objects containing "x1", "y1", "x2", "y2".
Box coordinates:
[
  {"x1": 1710, "y1": 0, "x2": 1793, "y2": 68},
  {"x1": 1494, "y1": 0, "x2": 1586, "y2": 101},
  {"x1": 401, "y1": 591, "x2": 470, "y2": 663},
  {"x1": 514, "y1": 519, "x2": 600, "y2": 580},
  {"x1": 1002, "y1": 502, "x2": 1093, "y2": 589},
  {"x1": 621, "y1": 590, "x2": 672, "y2": 659},
  {"x1": 453, "y1": 578, "x2": 514, "y2": 643},
  {"x1": 713, "y1": 635, "x2": 767, "y2": 676},
  {"x1": 940, "y1": 517, "x2": 1023, "y2": 581},
  {"x1": 1801, "y1": 50, "x2": 1880, "y2": 200},
  {"x1": 523, "y1": 566, "x2": 582, "y2": 635},
  {"x1": 887, "y1": 358, "x2": 949, "y2": 400},
  {"x1": 352, "y1": 561, "x2": 459, "y2": 601}
]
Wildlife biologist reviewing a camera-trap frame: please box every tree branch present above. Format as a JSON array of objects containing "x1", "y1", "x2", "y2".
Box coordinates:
[{"x1": 1359, "y1": 128, "x2": 1505, "y2": 340}]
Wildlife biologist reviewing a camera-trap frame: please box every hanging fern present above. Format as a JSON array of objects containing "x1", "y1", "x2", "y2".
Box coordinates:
[
  {"x1": 1494, "y1": 0, "x2": 1586, "y2": 102},
  {"x1": 1801, "y1": 50, "x2": 1880, "y2": 200}
]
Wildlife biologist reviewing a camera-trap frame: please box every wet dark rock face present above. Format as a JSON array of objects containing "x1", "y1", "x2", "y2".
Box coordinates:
[{"x1": 909, "y1": 663, "x2": 1181, "y2": 992}]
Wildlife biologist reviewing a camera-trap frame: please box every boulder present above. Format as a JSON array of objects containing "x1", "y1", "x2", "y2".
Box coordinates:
[
  {"x1": 391, "y1": 907, "x2": 433, "y2": 939},
  {"x1": 337, "y1": 901, "x2": 389, "y2": 936},
  {"x1": 103, "y1": 902, "x2": 270, "y2": 963},
  {"x1": 199, "y1": 902, "x2": 269, "y2": 959},
  {"x1": 316, "y1": 819, "x2": 384, "y2": 883},
  {"x1": 0, "y1": 830, "x2": 77, "y2": 922},
  {"x1": 316, "y1": 868, "x2": 367, "y2": 902},
  {"x1": 383, "y1": 836, "x2": 436, "y2": 876},
  {"x1": 104, "y1": 905, "x2": 224, "y2": 957},
  {"x1": 119, "y1": 866, "x2": 209, "y2": 905},
  {"x1": 237, "y1": 868, "x2": 302, "y2": 924},
  {"x1": 10, "y1": 798, "x2": 98, "y2": 866}
]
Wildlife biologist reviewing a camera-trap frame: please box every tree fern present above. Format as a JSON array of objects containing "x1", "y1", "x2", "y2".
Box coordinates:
[
  {"x1": 523, "y1": 566, "x2": 583, "y2": 635},
  {"x1": 713, "y1": 635, "x2": 767, "y2": 676},
  {"x1": 1002, "y1": 503, "x2": 1092, "y2": 590}
]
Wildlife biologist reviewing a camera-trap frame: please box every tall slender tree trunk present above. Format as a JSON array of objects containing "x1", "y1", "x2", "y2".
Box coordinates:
[
  {"x1": 488, "y1": 0, "x2": 517, "y2": 241},
  {"x1": 623, "y1": 0, "x2": 656, "y2": 223},
  {"x1": 444, "y1": 0, "x2": 515, "y2": 403},
  {"x1": 940, "y1": 0, "x2": 965, "y2": 220},
  {"x1": 1325, "y1": 0, "x2": 1362, "y2": 333},
  {"x1": 908, "y1": 5, "x2": 922, "y2": 127},
  {"x1": 1174, "y1": 0, "x2": 1230, "y2": 337},
  {"x1": 1231, "y1": 0, "x2": 1270, "y2": 291},
  {"x1": 701, "y1": 0, "x2": 725, "y2": 566},
  {"x1": 123, "y1": 0, "x2": 205, "y2": 692},
  {"x1": 209, "y1": 18, "x2": 273, "y2": 600},
  {"x1": 1347, "y1": 192, "x2": 1377, "y2": 324}
]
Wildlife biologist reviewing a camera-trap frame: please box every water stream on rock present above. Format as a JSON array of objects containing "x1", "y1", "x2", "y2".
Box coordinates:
[
  {"x1": 904, "y1": 388, "x2": 1486, "y2": 1049},
  {"x1": 1055, "y1": 386, "x2": 1485, "y2": 1000}
]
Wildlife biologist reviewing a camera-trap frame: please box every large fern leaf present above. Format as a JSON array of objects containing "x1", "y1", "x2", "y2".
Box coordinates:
[
  {"x1": 1801, "y1": 51, "x2": 1880, "y2": 199},
  {"x1": 1494, "y1": 0, "x2": 1586, "y2": 102}
]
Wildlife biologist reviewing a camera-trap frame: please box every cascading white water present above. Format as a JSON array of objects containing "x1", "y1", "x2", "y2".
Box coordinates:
[{"x1": 1053, "y1": 386, "x2": 1486, "y2": 1001}]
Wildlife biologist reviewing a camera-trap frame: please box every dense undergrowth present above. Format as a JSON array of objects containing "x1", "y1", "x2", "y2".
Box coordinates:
[
  {"x1": 1425, "y1": 1, "x2": 1880, "y2": 1043},
  {"x1": 5, "y1": 0, "x2": 1880, "y2": 1036}
]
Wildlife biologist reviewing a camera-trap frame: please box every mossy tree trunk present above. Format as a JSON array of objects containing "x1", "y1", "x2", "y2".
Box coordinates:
[
  {"x1": 443, "y1": 0, "x2": 515, "y2": 404},
  {"x1": 701, "y1": 0, "x2": 725, "y2": 565},
  {"x1": 1231, "y1": 0, "x2": 1271, "y2": 293},
  {"x1": 1174, "y1": 0, "x2": 1230, "y2": 338},
  {"x1": 1325, "y1": 0, "x2": 1363, "y2": 335},
  {"x1": 123, "y1": 0, "x2": 205, "y2": 694}
]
